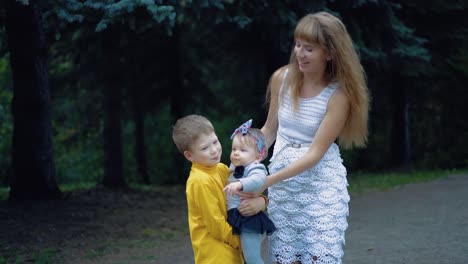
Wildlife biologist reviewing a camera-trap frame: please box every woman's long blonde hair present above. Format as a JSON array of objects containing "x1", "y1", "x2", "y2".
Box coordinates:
[{"x1": 280, "y1": 11, "x2": 369, "y2": 149}]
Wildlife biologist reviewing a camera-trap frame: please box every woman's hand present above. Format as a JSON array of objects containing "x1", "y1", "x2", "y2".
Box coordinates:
[{"x1": 237, "y1": 195, "x2": 265, "y2": 216}]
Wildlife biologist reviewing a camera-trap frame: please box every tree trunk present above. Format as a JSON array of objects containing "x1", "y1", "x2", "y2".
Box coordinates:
[
  {"x1": 167, "y1": 26, "x2": 187, "y2": 184},
  {"x1": 167, "y1": 27, "x2": 183, "y2": 119},
  {"x1": 132, "y1": 89, "x2": 150, "y2": 184},
  {"x1": 390, "y1": 82, "x2": 411, "y2": 167},
  {"x1": 377, "y1": 2, "x2": 412, "y2": 169},
  {"x1": 101, "y1": 29, "x2": 125, "y2": 188},
  {"x1": 6, "y1": 0, "x2": 61, "y2": 200}
]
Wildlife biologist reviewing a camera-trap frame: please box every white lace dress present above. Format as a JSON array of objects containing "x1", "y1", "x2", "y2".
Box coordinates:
[{"x1": 267, "y1": 72, "x2": 349, "y2": 264}]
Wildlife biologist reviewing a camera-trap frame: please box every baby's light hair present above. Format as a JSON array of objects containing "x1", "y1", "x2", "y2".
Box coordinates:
[
  {"x1": 232, "y1": 128, "x2": 268, "y2": 160},
  {"x1": 172, "y1": 115, "x2": 214, "y2": 154}
]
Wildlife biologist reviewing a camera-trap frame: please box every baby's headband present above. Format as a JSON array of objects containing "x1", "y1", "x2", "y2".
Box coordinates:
[{"x1": 230, "y1": 119, "x2": 266, "y2": 159}]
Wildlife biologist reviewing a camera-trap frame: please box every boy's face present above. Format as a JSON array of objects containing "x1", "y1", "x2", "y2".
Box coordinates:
[
  {"x1": 184, "y1": 132, "x2": 222, "y2": 167},
  {"x1": 230, "y1": 135, "x2": 261, "y2": 167}
]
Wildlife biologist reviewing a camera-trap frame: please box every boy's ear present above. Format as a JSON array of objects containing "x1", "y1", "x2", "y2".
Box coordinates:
[{"x1": 183, "y1": 150, "x2": 193, "y2": 162}]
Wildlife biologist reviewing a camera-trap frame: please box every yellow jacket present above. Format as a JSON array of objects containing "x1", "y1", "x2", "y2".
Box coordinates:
[{"x1": 186, "y1": 162, "x2": 243, "y2": 264}]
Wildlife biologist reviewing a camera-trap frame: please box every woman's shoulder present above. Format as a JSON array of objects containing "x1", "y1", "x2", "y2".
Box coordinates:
[
  {"x1": 271, "y1": 65, "x2": 290, "y2": 81},
  {"x1": 329, "y1": 84, "x2": 348, "y2": 101},
  {"x1": 327, "y1": 84, "x2": 350, "y2": 112},
  {"x1": 269, "y1": 65, "x2": 291, "y2": 94}
]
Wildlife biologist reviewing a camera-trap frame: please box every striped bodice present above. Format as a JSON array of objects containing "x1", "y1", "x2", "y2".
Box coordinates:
[{"x1": 277, "y1": 75, "x2": 337, "y2": 144}]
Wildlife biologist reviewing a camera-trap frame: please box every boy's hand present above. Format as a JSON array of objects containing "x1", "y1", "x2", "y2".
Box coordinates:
[{"x1": 223, "y1": 181, "x2": 243, "y2": 195}]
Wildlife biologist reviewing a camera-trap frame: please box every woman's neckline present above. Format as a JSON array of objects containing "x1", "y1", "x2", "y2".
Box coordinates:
[{"x1": 299, "y1": 85, "x2": 329, "y2": 100}]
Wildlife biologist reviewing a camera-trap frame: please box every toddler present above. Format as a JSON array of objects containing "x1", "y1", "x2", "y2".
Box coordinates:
[{"x1": 224, "y1": 119, "x2": 276, "y2": 264}]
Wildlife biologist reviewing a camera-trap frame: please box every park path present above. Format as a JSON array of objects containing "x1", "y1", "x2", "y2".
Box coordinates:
[
  {"x1": 343, "y1": 174, "x2": 468, "y2": 264},
  {"x1": 159, "y1": 174, "x2": 468, "y2": 264}
]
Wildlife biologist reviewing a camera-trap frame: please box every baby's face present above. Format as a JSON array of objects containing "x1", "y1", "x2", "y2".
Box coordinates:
[{"x1": 230, "y1": 135, "x2": 259, "y2": 167}]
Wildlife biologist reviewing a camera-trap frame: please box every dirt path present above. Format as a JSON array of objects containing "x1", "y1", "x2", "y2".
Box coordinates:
[
  {"x1": 153, "y1": 174, "x2": 468, "y2": 264},
  {"x1": 1, "y1": 174, "x2": 467, "y2": 264},
  {"x1": 343, "y1": 174, "x2": 468, "y2": 264}
]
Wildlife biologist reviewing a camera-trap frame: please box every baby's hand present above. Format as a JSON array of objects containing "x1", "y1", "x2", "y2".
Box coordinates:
[{"x1": 223, "y1": 181, "x2": 243, "y2": 196}]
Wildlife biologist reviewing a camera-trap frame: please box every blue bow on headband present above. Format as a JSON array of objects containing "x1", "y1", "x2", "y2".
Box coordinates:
[
  {"x1": 230, "y1": 119, "x2": 252, "y2": 139},
  {"x1": 230, "y1": 119, "x2": 267, "y2": 159}
]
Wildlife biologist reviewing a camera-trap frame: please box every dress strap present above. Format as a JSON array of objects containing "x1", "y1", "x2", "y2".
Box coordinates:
[
  {"x1": 280, "y1": 68, "x2": 289, "y2": 93},
  {"x1": 277, "y1": 68, "x2": 289, "y2": 105}
]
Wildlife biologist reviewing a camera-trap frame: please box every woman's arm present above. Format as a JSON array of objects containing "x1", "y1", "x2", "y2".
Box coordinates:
[
  {"x1": 237, "y1": 195, "x2": 266, "y2": 216},
  {"x1": 265, "y1": 88, "x2": 350, "y2": 188},
  {"x1": 261, "y1": 67, "x2": 286, "y2": 148}
]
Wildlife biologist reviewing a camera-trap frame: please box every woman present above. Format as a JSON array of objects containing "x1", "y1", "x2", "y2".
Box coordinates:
[{"x1": 260, "y1": 11, "x2": 369, "y2": 264}]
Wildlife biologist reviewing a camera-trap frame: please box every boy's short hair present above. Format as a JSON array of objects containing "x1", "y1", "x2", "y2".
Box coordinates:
[{"x1": 172, "y1": 115, "x2": 214, "y2": 154}]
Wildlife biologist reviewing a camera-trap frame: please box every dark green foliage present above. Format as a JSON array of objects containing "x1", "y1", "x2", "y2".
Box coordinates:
[
  {"x1": 0, "y1": 0, "x2": 467, "y2": 187},
  {"x1": 0, "y1": 57, "x2": 12, "y2": 185},
  {"x1": 394, "y1": 0, "x2": 468, "y2": 168}
]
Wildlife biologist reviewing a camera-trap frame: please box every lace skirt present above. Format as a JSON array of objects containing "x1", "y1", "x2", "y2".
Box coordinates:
[{"x1": 267, "y1": 137, "x2": 349, "y2": 264}]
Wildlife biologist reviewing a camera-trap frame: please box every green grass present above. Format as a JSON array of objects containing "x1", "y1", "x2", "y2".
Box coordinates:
[
  {"x1": 0, "y1": 188, "x2": 8, "y2": 200},
  {"x1": 59, "y1": 181, "x2": 97, "y2": 192},
  {"x1": 348, "y1": 168, "x2": 468, "y2": 193},
  {"x1": 0, "y1": 182, "x2": 96, "y2": 201},
  {"x1": 0, "y1": 248, "x2": 58, "y2": 264},
  {"x1": 0, "y1": 247, "x2": 22, "y2": 264},
  {"x1": 129, "y1": 183, "x2": 183, "y2": 193},
  {"x1": 33, "y1": 249, "x2": 59, "y2": 264},
  {"x1": 1, "y1": 170, "x2": 468, "y2": 200},
  {"x1": 84, "y1": 245, "x2": 119, "y2": 259},
  {"x1": 113, "y1": 255, "x2": 157, "y2": 264},
  {"x1": 82, "y1": 227, "x2": 181, "y2": 260}
]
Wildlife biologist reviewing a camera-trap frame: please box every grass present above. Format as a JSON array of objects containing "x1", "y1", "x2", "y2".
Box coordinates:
[
  {"x1": 129, "y1": 183, "x2": 184, "y2": 193},
  {"x1": 0, "y1": 249, "x2": 58, "y2": 264},
  {"x1": 0, "y1": 182, "x2": 97, "y2": 201},
  {"x1": 81, "y1": 227, "x2": 181, "y2": 261},
  {"x1": 0, "y1": 188, "x2": 7, "y2": 200},
  {"x1": 84, "y1": 245, "x2": 120, "y2": 259},
  {"x1": 33, "y1": 249, "x2": 59, "y2": 264},
  {"x1": 1, "y1": 169, "x2": 467, "y2": 200},
  {"x1": 113, "y1": 255, "x2": 157, "y2": 264},
  {"x1": 58, "y1": 182, "x2": 97, "y2": 192},
  {"x1": 348, "y1": 168, "x2": 468, "y2": 193}
]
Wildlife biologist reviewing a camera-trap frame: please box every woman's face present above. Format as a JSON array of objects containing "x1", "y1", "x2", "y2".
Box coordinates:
[{"x1": 294, "y1": 38, "x2": 329, "y2": 74}]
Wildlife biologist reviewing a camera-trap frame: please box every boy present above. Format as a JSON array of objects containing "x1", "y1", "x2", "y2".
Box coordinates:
[{"x1": 172, "y1": 115, "x2": 266, "y2": 264}]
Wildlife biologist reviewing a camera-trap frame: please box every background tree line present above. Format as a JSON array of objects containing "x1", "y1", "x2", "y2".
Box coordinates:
[{"x1": 0, "y1": 0, "x2": 466, "y2": 200}]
